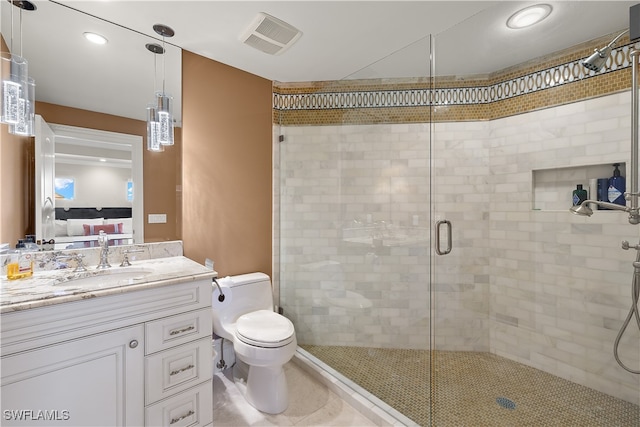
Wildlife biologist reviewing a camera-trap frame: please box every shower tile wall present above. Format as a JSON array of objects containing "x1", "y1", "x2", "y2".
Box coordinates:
[
  {"x1": 278, "y1": 124, "x2": 431, "y2": 350},
  {"x1": 431, "y1": 120, "x2": 492, "y2": 351},
  {"x1": 488, "y1": 91, "x2": 639, "y2": 405},
  {"x1": 276, "y1": 91, "x2": 639, "y2": 405}
]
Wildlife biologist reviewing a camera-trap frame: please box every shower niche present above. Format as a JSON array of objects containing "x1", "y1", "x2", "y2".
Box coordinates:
[{"x1": 532, "y1": 162, "x2": 627, "y2": 211}]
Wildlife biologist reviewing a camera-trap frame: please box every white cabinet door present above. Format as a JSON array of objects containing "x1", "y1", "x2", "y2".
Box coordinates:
[{"x1": 1, "y1": 325, "x2": 144, "y2": 427}]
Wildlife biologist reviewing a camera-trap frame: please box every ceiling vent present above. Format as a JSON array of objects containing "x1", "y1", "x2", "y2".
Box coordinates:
[{"x1": 241, "y1": 12, "x2": 302, "y2": 55}]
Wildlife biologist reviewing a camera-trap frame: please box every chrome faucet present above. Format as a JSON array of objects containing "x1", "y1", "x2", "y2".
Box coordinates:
[{"x1": 96, "y1": 230, "x2": 111, "y2": 269}]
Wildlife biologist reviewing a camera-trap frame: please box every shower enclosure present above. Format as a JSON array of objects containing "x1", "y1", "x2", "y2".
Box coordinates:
[{"x1": 275, "y1": 8, "x2": 640, "y2": 426}]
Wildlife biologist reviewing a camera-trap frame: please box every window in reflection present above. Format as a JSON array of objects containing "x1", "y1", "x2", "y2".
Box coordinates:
[
  {"x1": 55, "y1": 177, "x2": 75, "y2": 200},
  {"x1": 127, "y1": 180, "x2": 134, "y2": 202}
]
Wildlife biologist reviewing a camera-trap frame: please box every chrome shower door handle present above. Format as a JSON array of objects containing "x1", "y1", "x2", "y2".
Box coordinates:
[{"x1": 435, "y1": 219, "x2": 452, "y2": 255}]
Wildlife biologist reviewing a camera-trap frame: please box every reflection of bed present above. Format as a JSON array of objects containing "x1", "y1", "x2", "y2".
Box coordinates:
[{"x1": 54, "y1": 207, "x2": 133, "y2": 247}]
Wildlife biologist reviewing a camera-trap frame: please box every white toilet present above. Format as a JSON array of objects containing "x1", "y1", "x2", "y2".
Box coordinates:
[{"x1": 211, "y1": 272, "x2": 297, "y2": 414}]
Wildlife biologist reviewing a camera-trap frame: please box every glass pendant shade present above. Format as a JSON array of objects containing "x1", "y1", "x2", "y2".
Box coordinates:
[
  {"x1": 11, "y1": 77, "x2": 35, "y2": 136},
  {"x1": 156, "y1": 91, "x2": 174, "y2": 146},
  {"x1": 145, "y1": 25, "x2": 174, "y2": 152},
  {"x1": 146, "y1": 104, "x2": 163, "y2": 152},
  {"x1": 1, "y1": 1, "x2": 37, "y2": 136},
  {"x1": 1, "y1": 52, "x2": 28, "y2": 126}
]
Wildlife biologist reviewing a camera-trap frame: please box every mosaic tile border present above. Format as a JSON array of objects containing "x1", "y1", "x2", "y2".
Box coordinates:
[{"x1": 274, "y1": 42, "x2": 638, "y2": 114}]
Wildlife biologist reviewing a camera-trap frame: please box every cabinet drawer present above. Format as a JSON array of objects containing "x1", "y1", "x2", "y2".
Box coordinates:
[
  {"x1": 146, "y1": 308, "x2": 212, "y2": 355},
  {"x1": 145, "y1": 337, "x2": 212, "y2": 404},
  {"x1": 145, "y1": 380, "x2": 213, "y2": 427}
]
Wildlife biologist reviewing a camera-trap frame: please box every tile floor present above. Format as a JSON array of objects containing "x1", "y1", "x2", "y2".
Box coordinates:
[{"x1": 212, "y1": 360, "x2": 380, "y2": 426}]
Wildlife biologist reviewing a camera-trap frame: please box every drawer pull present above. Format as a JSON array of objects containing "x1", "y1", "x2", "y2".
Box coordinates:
[
  {"x1": 169, "y1": 410, "x2": 194, "y2": 425},
  {"x1": 169, "y1": 364, "x2": 194, "y2": 376},
  {"x1": 169, "y1": 325, "x2": 195, "y2": 336}
]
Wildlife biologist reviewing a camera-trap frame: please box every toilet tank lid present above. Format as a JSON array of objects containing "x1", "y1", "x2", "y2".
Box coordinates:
[{"x1": 222, "y1": 272, "x2": 270, "y2": 288}]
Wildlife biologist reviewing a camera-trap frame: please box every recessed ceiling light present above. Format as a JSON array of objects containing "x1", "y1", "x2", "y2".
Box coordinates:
[
  {"x1": 99, "y1": 158, "x2": 107, "y2": 162},
  {"x1": 507, "y1": 4, "x2": 552, "y2": 29},
  {"x1": 84, "y1": 32, "x2": 108, "y2": 45}
]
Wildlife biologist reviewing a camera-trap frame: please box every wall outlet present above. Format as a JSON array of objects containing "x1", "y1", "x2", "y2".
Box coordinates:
[{"x1": 148, "y1": 214, "x2": 167, "y2": 224}]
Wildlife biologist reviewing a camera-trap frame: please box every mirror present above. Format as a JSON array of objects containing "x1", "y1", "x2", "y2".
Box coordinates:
[
  {"x1": 0, "y1": 0, "x2": 181, "y2": 248},
  {"x1": 35, "y1": 117, "x2": 144, "y2": 250},
  {"x1": 0, "y1": 1, "x2": 182, "y2": 122}
]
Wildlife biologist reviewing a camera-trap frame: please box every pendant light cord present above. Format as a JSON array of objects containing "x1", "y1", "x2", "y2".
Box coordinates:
[
  {"x1": 8, "y1": 3, "x2": 26, "y2": 55},
  {"x1": 162, "y1": 34, "x2": 166, "y2": 94},
  {"x1": 154, "y1": 49, "x2": 158, "y2": 95},
  {"x1": 10, "y1": 0, "x2": 14, "y2": 52},
  {"x1": 19, "y1": 7, "x2": 23, "y2": 57}
]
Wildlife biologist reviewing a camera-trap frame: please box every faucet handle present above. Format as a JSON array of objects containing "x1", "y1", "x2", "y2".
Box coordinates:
[
  {"x1": 621, "y1": 240, "x2": 640, "y2": 250},
  {"x1": 55, "y1": 253, "x2": 87, "y2": 272},
  {"x1": 120, "y1": 249, "x2": 145, "y2": 267},
  {"x1": 74, "y1": 254, "x2": 87, "y2": 272}
]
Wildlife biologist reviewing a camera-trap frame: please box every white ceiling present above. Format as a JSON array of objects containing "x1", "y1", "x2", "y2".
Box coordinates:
[{"x1": 1, "y1": 1, "x2": 637, "y2": 123}]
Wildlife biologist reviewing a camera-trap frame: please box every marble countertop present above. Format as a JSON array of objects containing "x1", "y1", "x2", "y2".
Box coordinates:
[{"x1": 1, "y1": 256, "x2": 216, "y2": 313}]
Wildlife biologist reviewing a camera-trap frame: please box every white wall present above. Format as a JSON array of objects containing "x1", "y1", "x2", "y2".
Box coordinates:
[{"x1": 55, "y1": 163, "x2": 131, "y2": 208}]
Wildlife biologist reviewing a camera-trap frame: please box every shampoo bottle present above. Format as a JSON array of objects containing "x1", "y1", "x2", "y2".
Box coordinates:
[
  {"x1": 608, "y1": 163, "x2": 626, "y2": 206},
  {"x1": 572, "y1": 184, "x2": 587, "y2": 206},
  {"x1": 597, "y1": 178, "x2": 610, "y2": 209}
]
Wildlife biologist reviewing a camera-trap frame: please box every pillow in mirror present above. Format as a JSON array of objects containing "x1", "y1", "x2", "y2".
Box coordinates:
[
  {"x1": 67, "y1": 218, "x2": 104, "y2": 236},
  {"x1": 83, "y1": 223, "x2": 123, "y2": 236},
  {"x1": 55, "y1": 220, "x2": 67, "y2": 237},
  {"x1": 104, "y1": 218, "x2": 132, "y2": 234}
]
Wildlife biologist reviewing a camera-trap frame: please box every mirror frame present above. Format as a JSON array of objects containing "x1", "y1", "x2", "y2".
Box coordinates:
[{"x1": 35, "y1": 119, "x2": 144, "y2": 246}]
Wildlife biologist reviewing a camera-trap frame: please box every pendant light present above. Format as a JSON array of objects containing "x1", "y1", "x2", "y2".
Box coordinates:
[
  {"x1": 145, "y1": 24, "x2": 174, "y2": 151},
  {"x1": 145, "y1": 42, "x2": 164, "y2": 152},
  {"x1": 1, "y1": 0, "x2": 37, "y2": 136}
]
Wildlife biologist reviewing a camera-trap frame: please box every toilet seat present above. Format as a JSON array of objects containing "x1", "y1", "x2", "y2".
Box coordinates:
[{"x1": 235, "y1": 310, "x2": 295, "y2": 348}]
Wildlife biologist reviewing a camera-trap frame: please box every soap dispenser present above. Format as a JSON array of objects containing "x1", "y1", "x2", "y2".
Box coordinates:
[
  {"x1": 608, "y1": 163, "x2": 626, "y2": 206},
  {"x1": 6, "y1": 239, "x2": 34, "y2": 280},
  {"x1": 572, "y1": 184, "x2": 588, "y2": 206}
]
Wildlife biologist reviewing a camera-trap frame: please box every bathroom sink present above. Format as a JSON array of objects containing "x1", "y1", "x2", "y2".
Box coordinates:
[{"x1": 54, "y1": 267, "x2": 155, "y2": 287}]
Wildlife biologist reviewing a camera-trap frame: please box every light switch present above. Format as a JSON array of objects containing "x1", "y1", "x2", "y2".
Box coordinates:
[{"x1": 148, "y1": 214, "x2": 167, "y2": 224}]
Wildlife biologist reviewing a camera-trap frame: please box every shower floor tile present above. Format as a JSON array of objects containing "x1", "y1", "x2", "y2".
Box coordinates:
[{"x1": 301, "y1": 345, "x2": 640, "y2": 427}]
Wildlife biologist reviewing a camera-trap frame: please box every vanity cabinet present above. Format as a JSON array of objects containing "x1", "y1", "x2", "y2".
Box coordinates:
[{"x1": 1, "y1": 277, "x2": 213, "y2": 427}]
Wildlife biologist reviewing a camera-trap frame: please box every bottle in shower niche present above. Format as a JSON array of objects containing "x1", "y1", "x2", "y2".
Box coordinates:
[
  {"x1": 608, "y1": 163, "x2": 626, "y2": 206},
  {"x1": 572, "y1": 184, "x2": 587, "y2": 206}
]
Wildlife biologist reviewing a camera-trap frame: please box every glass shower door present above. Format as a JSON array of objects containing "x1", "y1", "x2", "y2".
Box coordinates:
[
  {"x1": 275, "y1": 35, "x2": 434, "y2": 426},
  {"x1": 431, "y1": 4, "x2": 640, "y2": 425}
]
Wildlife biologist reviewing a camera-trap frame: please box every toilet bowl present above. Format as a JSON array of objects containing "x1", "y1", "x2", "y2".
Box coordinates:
[{"x1": 212, "y1": 273, "x2": 297, "y2": 414}]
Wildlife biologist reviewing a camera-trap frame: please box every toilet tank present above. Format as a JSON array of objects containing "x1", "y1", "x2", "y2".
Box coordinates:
[{"x1": 224, "y1": 272, "x2": 274, "y2": 315}]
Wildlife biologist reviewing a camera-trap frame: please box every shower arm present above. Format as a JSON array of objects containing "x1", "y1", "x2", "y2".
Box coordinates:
[
  {"x1": 576, "y1": 199, "x2": 637, "y2": 213},
  {"x1": 606, "y1": 29, "x2": 629, "y2": 51}
]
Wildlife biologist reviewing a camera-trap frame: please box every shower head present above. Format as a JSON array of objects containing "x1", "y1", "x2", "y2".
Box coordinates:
[
  {"x1": 570, "y1": 203, "x2": 594, "y2": 216},
  {"x1": 582, "y1": 29, "x2": 629, "y2": 72},
  {"x1": 582, "y1": 47, "x2": 613, "y2": 72}
]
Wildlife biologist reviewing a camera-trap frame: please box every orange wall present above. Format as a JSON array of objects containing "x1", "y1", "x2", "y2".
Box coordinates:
[
  {"x1": 34, "y1": 103, "x2": 182, "y2": 243},
  {"x1": 182, "y1": 50, "x2": 273, "y2": 277},
  {"x1": 0, "y1": 36, "x2": 32, "y2": 246},
  {"x1": 0, "y1": 119, "x2": 32, "y2": 246}
]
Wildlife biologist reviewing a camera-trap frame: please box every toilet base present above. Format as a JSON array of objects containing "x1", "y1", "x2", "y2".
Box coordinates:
[{"x1": 234, "y1": 360, "x2": 289, "y2": 414}]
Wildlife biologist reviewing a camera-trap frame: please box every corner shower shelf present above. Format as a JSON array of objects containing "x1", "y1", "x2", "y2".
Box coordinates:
[{"x1": 532, "y1": 162, "x2": 626, "y2": 211}]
